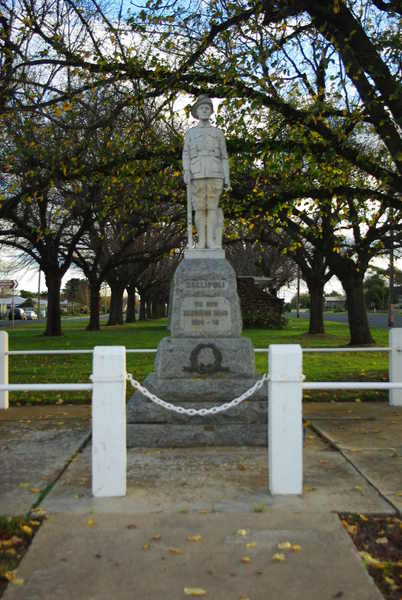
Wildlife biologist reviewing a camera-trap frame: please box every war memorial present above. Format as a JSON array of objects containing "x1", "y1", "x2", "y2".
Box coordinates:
[{"x1": 127, "y1": 96, "x2": 268, "y2": 447}]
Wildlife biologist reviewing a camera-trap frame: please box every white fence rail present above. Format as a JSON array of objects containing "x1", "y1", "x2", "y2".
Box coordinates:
[{"x1": 0, "y1": 329, "x2": 401, "y2": 498}]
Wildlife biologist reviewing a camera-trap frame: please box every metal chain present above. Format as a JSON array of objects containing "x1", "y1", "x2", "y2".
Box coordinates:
[{"x1": 126, "y1": 373, "x2": 269, "y2": 417}]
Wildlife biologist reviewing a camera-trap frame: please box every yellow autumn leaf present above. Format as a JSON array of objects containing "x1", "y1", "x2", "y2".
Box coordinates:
[
  {"x1": 168, "y1": 547, "x2": 181, "y2": 555},
  {"x1": 87, "y1": 518, "x2": 96, "y2": 527},
  {"x1": 11, "y1": 578, "x2": 24, "y2": 586},
  {"x1": 187, "y1": 534, "x2": 202, "y2": 542},
  {"x1": 152, "y1": 534, "x2": 161, "y2": 541},
  {"x1": 359, "y1": 514, "x2": 368, "y2": 521},
  {"x1": 359, "y1": 551, "x2": 386, "y2": 569},
  {"x1": 143, "y1": 543, "x2": 150, "y2": 551},
  {"x1": 245, "y1": 542, "x2": 256, "y2": 549},
  {"x1": 272, "y1": 553, "x2": 286, "y2": 561},
  {"x1": 30, "y1": 487, "x2": 41, "y2": 494},
  {"x1": 18, "y1": 482, "x2": 29, "y2": 488},
  {"x1": 237, "y1": 529, "x2": 247, "y2": 537},
  {"x1": 241, "y1": 556, "x2": 251, "y2": 563},
  {"x1": 277, "y1": 542, "x2": 292, "y2": 550},
  {"x1": 184, "y1": 587, "x2": 207, "y2": 596},
  {"x1": 5, "y1": 548, "x2": 17, "y2": 556},
  {"x1": 0, "y1": 536, "x2": 23, "y2": 548},
  {"x1": 21, "y1": 525, "x2": 32, "y2": 536},
  {"x1": 30, "y1": 520, "x2": 40, "y2": 527},
  {"x1": 375, "y1": 537, "x2": 388, "y2": 545},
  {"x1": 291, "y1": 544, "x2": 302, "y2": 552}
]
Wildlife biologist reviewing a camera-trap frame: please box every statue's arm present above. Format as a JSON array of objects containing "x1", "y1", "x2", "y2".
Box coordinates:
[
  {"x1": 182, "y1": 132, "x2": 190, "y2": 185},
  {"x1": 219, "y1": 131, "x2": 230, "y2": 189}
]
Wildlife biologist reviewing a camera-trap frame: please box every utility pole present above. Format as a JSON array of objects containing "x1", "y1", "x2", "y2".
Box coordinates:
[{"x1": 296, "y1": 265, "x2": 301, "y2": 318}]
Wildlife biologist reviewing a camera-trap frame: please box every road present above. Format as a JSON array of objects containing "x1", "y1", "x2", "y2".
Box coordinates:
[{"x1": 289, "y1": 310, "x2": 402, "y2": 328}]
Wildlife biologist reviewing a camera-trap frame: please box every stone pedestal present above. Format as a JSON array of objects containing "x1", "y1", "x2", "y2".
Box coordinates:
[{"x1": 126, "y1": 255, "x2": 267, "y2": 447}]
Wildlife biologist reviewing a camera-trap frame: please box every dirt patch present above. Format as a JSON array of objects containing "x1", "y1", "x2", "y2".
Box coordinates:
[
  {"x1": 340, "y1": 513, "x2": 402, "y2": 600},
  {"x1": 0, "y1": 514, "x2": 44, "y2": 597}
]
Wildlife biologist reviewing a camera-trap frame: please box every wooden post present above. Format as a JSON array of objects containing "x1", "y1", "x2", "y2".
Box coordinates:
[
  {"x1": 92, "y1": 346, "x2": 126, "y2": 497},
  {"x1": 268, "y1": 344, "x2": 303, "y2": 495},
  {"x1": 0, "y1": 332, "x2": 8, "y2": 410}
]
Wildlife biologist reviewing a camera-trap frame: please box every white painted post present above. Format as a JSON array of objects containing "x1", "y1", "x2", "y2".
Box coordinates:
[
  {"x1": 268, "y1": 344, "x2": 303, "y2": 495},
  {"x1": 92, "y1": 346, "x2": 126, "y2": 497},
  {"x1": 389, "y1": 328, "x2": 402, "y2": 407},
  {"x1": 0, "y1": 332, "x2": 8, "y2": 410}
]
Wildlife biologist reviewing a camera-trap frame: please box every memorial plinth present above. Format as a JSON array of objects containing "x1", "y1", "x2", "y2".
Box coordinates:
[{"x1": 126, "y1": 252, "x2": 267, "y2": 447}]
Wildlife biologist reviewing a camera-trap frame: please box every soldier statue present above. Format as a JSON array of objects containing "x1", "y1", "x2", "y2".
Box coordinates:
[{"x1": 182, "y1": 95, "x2": 230, "y2": 249}]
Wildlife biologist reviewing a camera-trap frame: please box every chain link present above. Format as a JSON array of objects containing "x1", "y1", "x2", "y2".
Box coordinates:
[{"x1": 126, "y1": 373, "x2": 269, "y2": 417}]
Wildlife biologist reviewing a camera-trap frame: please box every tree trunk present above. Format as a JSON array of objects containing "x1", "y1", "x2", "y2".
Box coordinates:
[
  {"x1": 126, "y1": 285, "x2": 136, "y2": 323},
  {"x1": 139, "y1": 297, "x2": 146, "y2": 320},
  {"x1": 306, "y1": 279, "x2": 325, "y2": 334},
  {"x1": 146, "y1": 299, "x2": 152, "y2": 320},
  {"x1": 44, "y1": 270, "x2": 62, "y2": 336},
  {"x1": 107, "y1": 282, "x2": 125, "y2": 325},
  {"x1": 87, "y1": 281, "x2": 101, "y2": 331},
  {"x1": 343, "y1": 276, "x2": 374, "y2": 345}
]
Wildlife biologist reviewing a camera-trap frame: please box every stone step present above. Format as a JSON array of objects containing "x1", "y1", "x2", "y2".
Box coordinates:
[{"x1": 127, "y1": 423, "x2": 267, "y2": 447}]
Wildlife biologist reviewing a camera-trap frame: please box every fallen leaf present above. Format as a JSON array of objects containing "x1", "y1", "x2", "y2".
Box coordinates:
[
  {"x1": 319, "y1": 460, "x2": 328, "y2": 465},
  {"x1": 126, "y1": 524, "x2": 137, "y2": 530},
  {"x1": 342, "y1": 520, "x2": 357, "y2": 536},
  {"x1": 354, "y1": 485, "x2": 363, "y2": 493},
  {"x1": 87, "y1": 518, "x2": 96, "y2": 527},
  {"x1": 245, "y1": 542, "x2": 256, "y2": 549},
  {"x1": 5, "y1": 548, "x2": 17, "y2": 556},
  {"x1": 384, "y1": 576, "x2": 397, "y2": 590},
  {"x1": 152, "y1": 534, "x2": 161, "y2": 541},
  {"x1": 272, "y1": 553, "x2": 286, "y2": 562},
  {"x1": 304, "y1": 485, "x2": 315, "y2": 492},
  {"x1": 291, "y1": 544, "x2": 302, "y2": 552},
  {"x1": 168, "y1": 547, "x2": 181, "y2": 555},
  {"x1": 241, "y1": 556, "x2": 251, "y2": 563},
  {"x1": 187, "y1": 534, "x2": 202, "y2": 542},
  {"x1": 21, "y1": 525, "x2": 32, "y2": 536},
  {"x1": 375, "y1": 537, "x2": 388, "y2": 545},
  {"x1": 237, "y1": 464, "x2": 248, "y2": 471},
  {"x1": 277, "y1": 542, "x2": 292, "y2": 550},
  {"x1": 18, "y1": 482, "x2": 29, "y2": 489},
  {"x1": 30, "y1": 520, "x2": 40, "y2": 527},
  {"x1": 143, "y1": 543, "x2": 150, "y2": 551},
  {"x1": 237, "y1": 529, "x2": 247, "y2": 537},
  {"x1": 0, "y1": 536, "x2": 23, "y2": 548},
  {"x1": 184, "y1": 587, "x2": 207, "y2": 596},
  {"x1": 359, "y1": 551, "x2": 386, "y2": 569},
  {"x1": 11, "y1": 578, "x2": 24, "y2": 586},
  {"x1": 359, "y1": 514, "x2": 368, "y2": 522},
  {"x1": 30, "y1": 487, "x2": 41, "y2": 494}
]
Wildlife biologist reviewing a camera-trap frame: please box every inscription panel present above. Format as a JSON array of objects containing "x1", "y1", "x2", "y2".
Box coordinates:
[
  {"x1": 181, "y1": 297, "x2": 231, "y2": 335},
  {"x1": 184, "y1": 279, "x2": 228, "y2": 291}
]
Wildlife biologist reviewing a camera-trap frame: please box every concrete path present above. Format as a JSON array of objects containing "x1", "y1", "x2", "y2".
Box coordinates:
[
  {"x1": 3, "y1": 512, "x2": 383, "y2": 600},
  {"x1": 1, "y1": 402, "x2": 401, "y2": 599}
]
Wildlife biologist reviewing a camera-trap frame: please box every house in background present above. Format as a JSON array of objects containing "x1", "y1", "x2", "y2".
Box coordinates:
[{"x1": 325, "y1": 295, "x2": 346, "y2": 310}]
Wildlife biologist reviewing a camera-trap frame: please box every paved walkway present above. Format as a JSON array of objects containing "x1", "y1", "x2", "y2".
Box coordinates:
[{"x1": 1, "y1": 402, "x2": 401, "y2": 599}]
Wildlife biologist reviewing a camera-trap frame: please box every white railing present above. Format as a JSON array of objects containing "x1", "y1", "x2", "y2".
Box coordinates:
[{"x1": 0, "y1": 330, "x2": 401, "y2": 499}]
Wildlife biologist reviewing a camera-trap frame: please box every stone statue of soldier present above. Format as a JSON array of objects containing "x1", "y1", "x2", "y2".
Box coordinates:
[{"x1": 182, "y1": 95, "x2": 230, "y2": 249}]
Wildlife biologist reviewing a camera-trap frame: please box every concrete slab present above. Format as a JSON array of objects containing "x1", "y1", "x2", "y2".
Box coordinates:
[
  {"x1": 42, "y1": 429, "x2": 392, "y2": 515},
  {"x1": 308, "y1": 402, "x2": 402, "y2": 511},
  {"x1": 3, "y1": 512, "x2": 383, "y2": 600},
  {"x1": 0, "y1": 407, "x2": 90, "y2": 515}
]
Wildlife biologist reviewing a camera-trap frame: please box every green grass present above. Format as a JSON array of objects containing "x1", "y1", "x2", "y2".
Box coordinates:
[{"x1": 4, "y1": 317, "x2": 390, "y2": 405}]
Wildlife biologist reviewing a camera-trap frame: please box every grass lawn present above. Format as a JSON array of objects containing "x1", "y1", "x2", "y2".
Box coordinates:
[{"x1": 4, "y1": 317, "x2": 390, "y2": 405}]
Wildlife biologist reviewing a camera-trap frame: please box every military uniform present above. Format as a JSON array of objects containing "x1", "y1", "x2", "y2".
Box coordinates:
[{"x1": 183, "y1": 123, "x2": 229, "y2": 248}]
